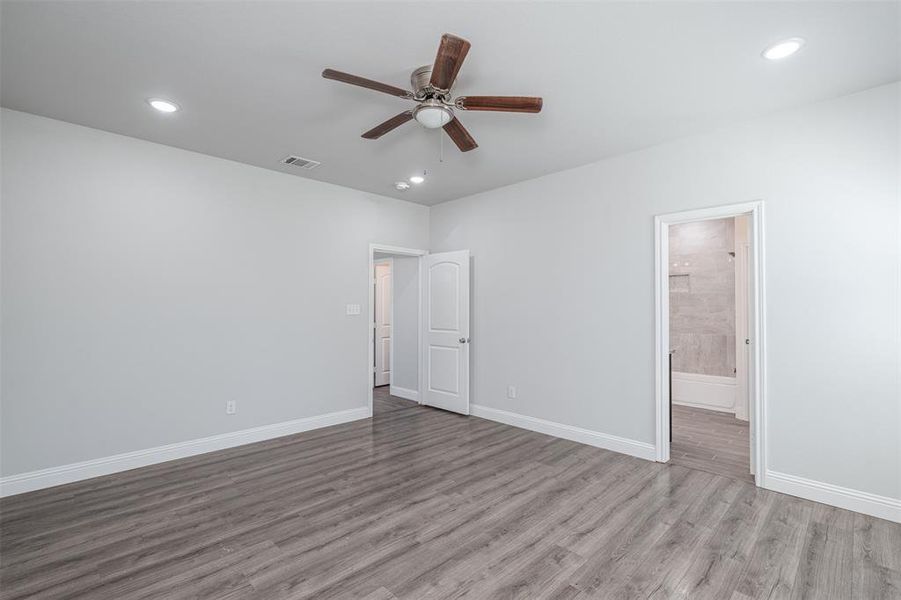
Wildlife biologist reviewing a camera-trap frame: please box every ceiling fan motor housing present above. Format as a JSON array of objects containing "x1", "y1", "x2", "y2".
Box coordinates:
[{"x1": 411, "y1": 65, "x2": 437, "y2": 97}]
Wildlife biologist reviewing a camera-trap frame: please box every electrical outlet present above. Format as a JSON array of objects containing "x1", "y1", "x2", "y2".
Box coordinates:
[
  {"x1": 226, "y1": 400, "x2": 236, "y2": 415},
  {"x1": 507, "y1": 385, "x2": 517, "y2": 399}
]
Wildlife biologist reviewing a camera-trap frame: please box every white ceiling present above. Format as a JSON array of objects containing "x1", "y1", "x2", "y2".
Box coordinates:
[{"x1": 2, "y1": 2, "x2": 898, "y2": 206}]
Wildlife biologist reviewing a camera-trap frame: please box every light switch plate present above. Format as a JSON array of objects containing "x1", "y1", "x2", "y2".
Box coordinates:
[
  {"x1": 346, "y1": 304, "x2": 361, "y2": 315},
  {"x1": 507, "y1": 386, "x2": 517, "y2": 399}
]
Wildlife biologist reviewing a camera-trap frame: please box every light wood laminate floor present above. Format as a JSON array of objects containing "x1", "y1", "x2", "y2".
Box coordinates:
[
  {"x1": 1, "y1": 389, "x2": 898, "y2": 599},
  {"x1": 670, "y1": 404, "x2": 753, "y2": 483}
]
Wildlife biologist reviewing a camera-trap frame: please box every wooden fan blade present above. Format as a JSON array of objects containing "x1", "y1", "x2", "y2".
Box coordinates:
[
  {"x1": 457, "y1": 96, "x2": 543, "y2": 113},
  {"x1": 429, "y1": 34, "x2": 471, "y2": 91},
  {"x1": 443, "y1": 117, "x2": 478, "y2": 152},
  {"x1": 322, "y1": 69, "x2": 412, "y2": 98},
  {"x1": 362, "y1": 111, "x2": 414, "y2": 139}
]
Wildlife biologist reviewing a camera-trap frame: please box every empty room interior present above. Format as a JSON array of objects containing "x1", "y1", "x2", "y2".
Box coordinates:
[{"x1": 0, "y1": 2, "x2": 899, "y2": 599}]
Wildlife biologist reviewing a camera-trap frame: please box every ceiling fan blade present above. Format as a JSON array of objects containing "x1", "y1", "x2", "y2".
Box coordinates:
[
  {"x1": 443, "y1": 117, "x2": 478, "y2": 152},
  {"x1": 429, "y1": 34, "x2": 471, "y2": 91},
  {"x1": 362, "y1": 111, "x2": 414, "y2": 139},
  {"x1": 456, "y1": 96, "x2": 543, "y2": 113},
  {"x1": 322, "y1": 68, "x2": 412, "y2": 98}
]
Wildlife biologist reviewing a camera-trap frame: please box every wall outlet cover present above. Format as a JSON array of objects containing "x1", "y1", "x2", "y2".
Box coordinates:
[{"x1": 226, "y1": 400, "x2": 237, "y2": 415}]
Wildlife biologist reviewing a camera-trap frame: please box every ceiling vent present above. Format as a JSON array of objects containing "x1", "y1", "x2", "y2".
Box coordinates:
[{"x1": 281, "y1": 155, "x2": 321, "y2": 170}]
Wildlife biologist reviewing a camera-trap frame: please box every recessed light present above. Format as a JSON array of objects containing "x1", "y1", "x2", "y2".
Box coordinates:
[
  {"x1": 395, "y1": 181, "x2": 411, "y2": 191},
  {"x1": 762, "y1": 38, "x2": 805, "y2": 60},
  {"x1": 147, "y1": 98, "x2": 179, "y2": 113},
  {"x1": 409, "y1": 175, "x2": 425, "y2": 184}
]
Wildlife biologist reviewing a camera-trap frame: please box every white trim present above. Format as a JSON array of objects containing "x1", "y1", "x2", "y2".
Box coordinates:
[
  {"x1": 369, "y1": 244, "x2": 427, "y2": 416},
  {"x1": 766, "y1": 470, "x2": 901, "y2": 523},
  {"x1": 0, "y1": 407, "x2": 369, "y2": 497},
  {"x1": 750, "y1": 203, "x2": 767, "y2": 483},
  {"x1": 654, "y1": 216, "x2": 668, "y2": 461},
  {"x1": 471, "y1": 404, "x2": 656, "y2": 461},
  {"x1": 654, "y1": 200, "x2": 767, "y2": 488},
  {"x1": 389, "y1": 386, "x2": 420, "y2": 402},
  {"x1": 672, "y1": 371, "x2": 736, "y2": 413}
]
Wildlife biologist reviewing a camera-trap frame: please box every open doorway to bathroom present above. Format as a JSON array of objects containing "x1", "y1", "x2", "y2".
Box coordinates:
[
  {"x1": 655, "y1": 202, "x2": 766, "y2": 486},
  {"x1": 668, "y1": 216, "x2": 752, "y2": 482}
]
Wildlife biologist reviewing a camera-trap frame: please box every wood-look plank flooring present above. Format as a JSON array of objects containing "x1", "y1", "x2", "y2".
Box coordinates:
[
  {"x1": 1, "y1": 389, "x2": 899, "y2": 599},
  {"x1": 670, "y1": 404, "x2": 753, "y2": 483}
]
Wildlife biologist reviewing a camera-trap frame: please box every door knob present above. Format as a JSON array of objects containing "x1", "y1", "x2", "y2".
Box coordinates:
[{"x1": 459, "y1": 337, "x2": 470, "y2": 344}]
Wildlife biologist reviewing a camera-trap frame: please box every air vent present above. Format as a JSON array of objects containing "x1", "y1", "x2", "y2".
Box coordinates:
[{"x1": 281, "y1": 155, "x2": 321, "y2": 170}]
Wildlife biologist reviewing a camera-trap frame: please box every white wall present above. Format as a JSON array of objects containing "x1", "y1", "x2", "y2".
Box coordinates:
[
  {"x1": 3, "y1": 82, "x2": 899, "y2": 512},
  {"x1": 0, "y1": 109, "x2": 429, "y2": 477},
  {"x1": 430, "y1": 83, "x2": 900, "y2": 502},
  {"x1": 390, "y1": 256, "x2": 419, "y2": 394}
]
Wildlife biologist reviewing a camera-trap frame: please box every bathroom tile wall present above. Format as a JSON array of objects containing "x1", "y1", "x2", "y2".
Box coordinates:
[{"x1": 669, "y1": 217, "x2": 736, "y2": 377}]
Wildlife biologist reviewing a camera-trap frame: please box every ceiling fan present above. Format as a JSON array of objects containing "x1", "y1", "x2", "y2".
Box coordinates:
[{"x1": 322, "y1": 33, "x2": 542, "y2": 152}]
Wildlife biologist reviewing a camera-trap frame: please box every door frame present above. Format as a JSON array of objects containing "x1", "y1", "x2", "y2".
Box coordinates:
[
  {"x1": 368, "y1": 244, "x2": 427, "y2": 417},
  {"x1": 654, "y1": 201, "x2": 767, "y2": 486}
]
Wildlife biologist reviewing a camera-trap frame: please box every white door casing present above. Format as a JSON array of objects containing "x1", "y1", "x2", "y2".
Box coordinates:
[
  {"x1": 374, "y1": 260, "x2": 392, "y2": 387},
  {"x1": 655, "y1": 201, "x2": 766, "y2": 487},
  {"x1": 422, "y1": 250, "x2": 470, "y2": 415}
]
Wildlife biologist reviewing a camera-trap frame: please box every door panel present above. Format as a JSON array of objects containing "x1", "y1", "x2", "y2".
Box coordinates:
[
  {"x1": 735, "y1": 242, "x2": 750, "y2": 422},
  {"x1": 428, "y1": 346, "x2": 460, "y2": 394},
  {"x1": 422, "y1": 250, "x2": 470, "y2": 414},
  {"x1": 428, "y1": 263, "x2": 460, "y2": 330},
  {"x1": 374, "y1": 260, "x2": 392, "y2": 387},
  {"x1": 743, "y1": 223, "x2": 752, "y2": 476}
]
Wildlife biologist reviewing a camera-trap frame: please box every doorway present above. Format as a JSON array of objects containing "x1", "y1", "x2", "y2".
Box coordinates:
[
  {"x1": 367, "y1": 244, "x2": 472, "y2": 418},
  {"x1": 654, "y1": 202, "x2": 767, "y2": 486},
  {"x1": 370, "y1": 246, "x2": 425, "y2": 416}
]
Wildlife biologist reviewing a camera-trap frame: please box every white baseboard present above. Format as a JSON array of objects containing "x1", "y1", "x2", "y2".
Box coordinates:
[
  {"x1": 471, "y1": 404, "x2": 656, "y2": 461},
  {"x1": 672, "y1": 399, "x2": 734, "y2": 413},
  {"x1": 389, "y1": 386, "x2": 420, "y2": 402},
  {"x1": 0, "y1": 407, "x2": 370, "y2": 498},
  {"x1": 672, "y1": 371, "x2": 736, "y2": 413},
  {"x1": 765, "y1": 470, "x2": 901, "y2": 523}
]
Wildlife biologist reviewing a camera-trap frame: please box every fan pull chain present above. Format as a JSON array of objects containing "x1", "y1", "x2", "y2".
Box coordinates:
[{"x1": 439, "y1": 129, "x2": 444, "y2": 163}]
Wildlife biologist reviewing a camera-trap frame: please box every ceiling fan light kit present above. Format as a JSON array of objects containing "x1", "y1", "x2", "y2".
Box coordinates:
[
  {"x1": 322, "y1": 33, "x2": 542, "y2": 152},
  {"x1": 413, "y1": 100, "x2": 453, "y2": 129}
]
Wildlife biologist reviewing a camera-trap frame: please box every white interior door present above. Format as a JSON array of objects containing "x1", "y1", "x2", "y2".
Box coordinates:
[
  {"x1": 374, "y1": 260, "x2": 392, "y2": 387},
  {"x1": 422, "y1": 250, "x2": 470, "y2": 414},
  {"x1": 734, "y1": 217, "x2": 751, "y2": 423},
  {"x1": 747, "y1": 221, "x2": 758, "y2": 478}
]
